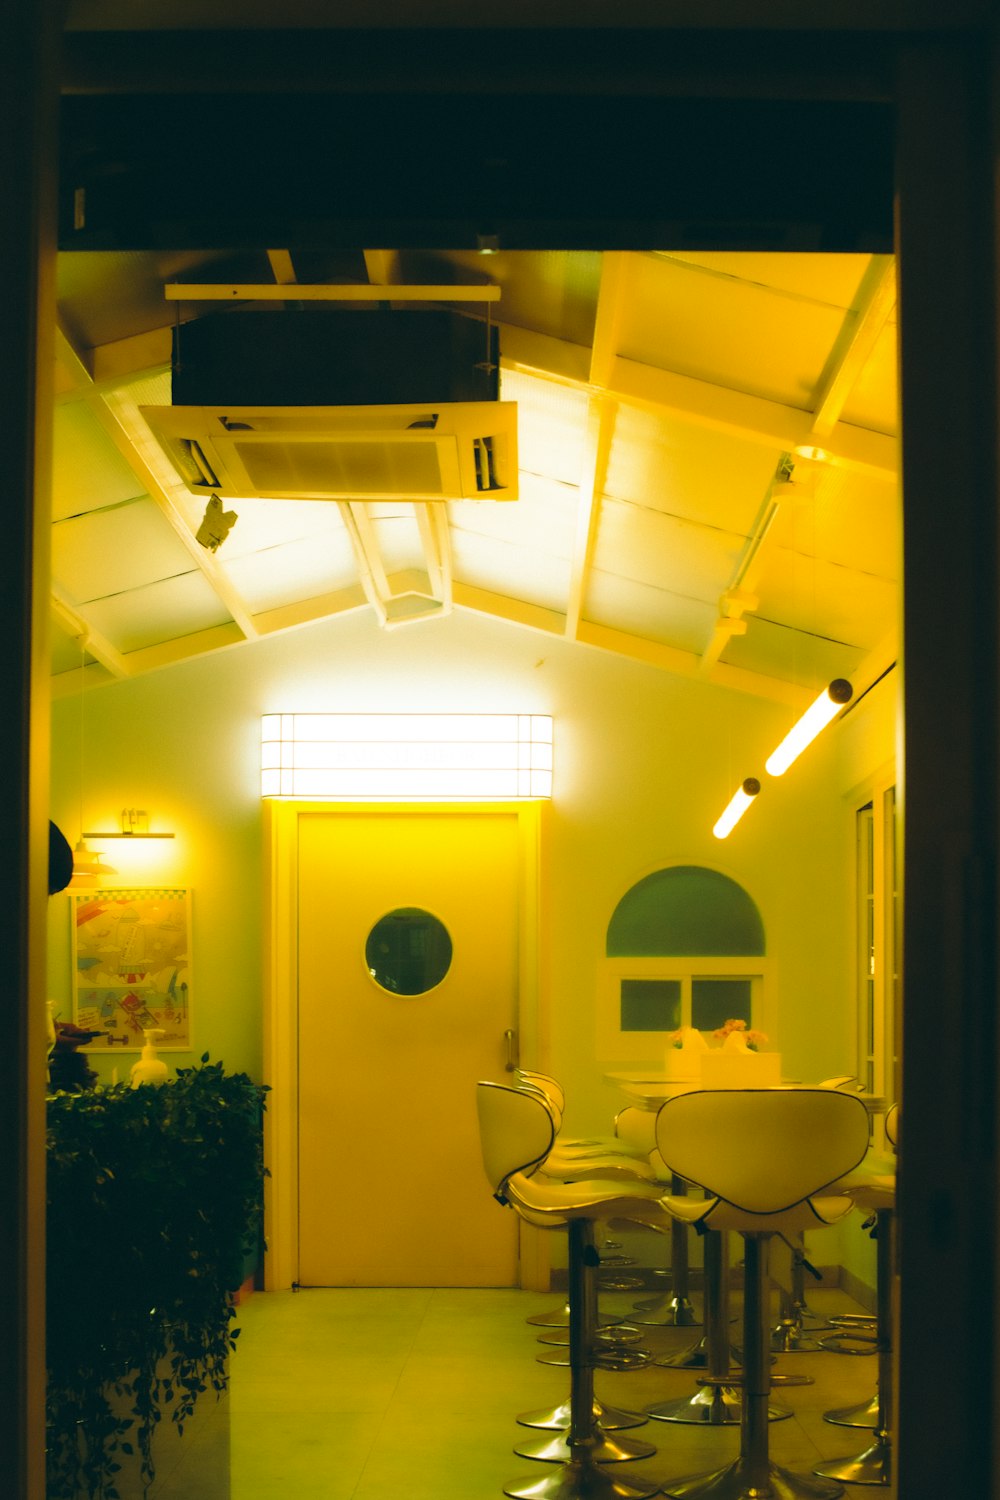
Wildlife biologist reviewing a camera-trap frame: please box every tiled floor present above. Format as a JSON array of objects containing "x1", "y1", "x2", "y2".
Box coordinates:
[{"x1": 228, "y1": 1280, "x2": 882, "y2": 1500}]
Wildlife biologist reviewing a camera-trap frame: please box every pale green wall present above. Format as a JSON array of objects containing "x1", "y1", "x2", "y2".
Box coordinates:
[{"x1": 49, "y1": 605, "x2": 896, "y2": 1289}]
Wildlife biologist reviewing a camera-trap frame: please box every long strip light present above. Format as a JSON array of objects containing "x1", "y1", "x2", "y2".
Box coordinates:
[
  {"x1": 261, "y1": 713, "x2": 553, "y2": 800},
  {"x1": 712, "y1": 778, "x2": 761, "y2": 840},
  {"x1": 765, "y1": 679, "x2": 853, "y2": 777}
]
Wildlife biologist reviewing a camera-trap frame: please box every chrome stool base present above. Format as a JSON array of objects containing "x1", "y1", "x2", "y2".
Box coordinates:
[
  {"x1": 515, "y1": 1430, "x2": 657, "y2": 1465},
  {"x1": 631, "y1": 1292, "x2": 701, "y2": 1327},
  {"x1": 503, "y1": 1457, "x2": 661, "y2": 1500},
  {"x1": 646, "y1": 1384, "x2": 792, "y2": 1427},
  {"x1": 770, "y1": 1317, "x2": 828, "y2": 1355},
  {"x1": 823, "y1": 1392, "x2": 878, "y2": 1429},
  {"x1": 518, "y1": 1399, "x2": 648, "y2": 1433},
  {"x1": 537, "y1": 1325, "x2": 644, "y2": 1348},
  {"x1": 652, "y1": 1334, "x2": 741, "y2": 1370},
  {"x1": 662, "y1": 1456, "x2": 845, "y2": 1500},
  {"x1": 813, "y1": 1432, "x2": 891, "y2": 1488},
  {"x1": 528, "y1": 1304, "x2": 624, "y2": 1331}
]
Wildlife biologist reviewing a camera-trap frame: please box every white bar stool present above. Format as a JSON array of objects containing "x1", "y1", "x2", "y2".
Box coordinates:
[
  {"x1": 653, "y1": 1087, "x2": 870, "y2": 1500},
  {"x1": 476, "y1": 1081, "x2": 670, "y2": 1500}
]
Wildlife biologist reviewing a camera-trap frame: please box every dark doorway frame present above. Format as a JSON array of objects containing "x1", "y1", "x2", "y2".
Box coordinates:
[{"x1": 5, "y1": 10, "x2": 998, "y2": 1497}]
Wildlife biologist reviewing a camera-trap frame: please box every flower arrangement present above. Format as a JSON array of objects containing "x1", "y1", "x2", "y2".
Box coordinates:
[{"x1": 712, "y1": 1017, "x2": 768, "y2": 1051}]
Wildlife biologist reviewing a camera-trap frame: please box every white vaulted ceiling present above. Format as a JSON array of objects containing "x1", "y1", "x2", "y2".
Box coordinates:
[{"x1": 51, "y1": 248, "x2": 898, "y2": 709}]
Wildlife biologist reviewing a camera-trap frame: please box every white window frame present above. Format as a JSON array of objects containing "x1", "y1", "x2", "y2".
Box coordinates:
[
  {"x1": 598, "y1": 956, "x2": 774, "y2": 1062},
  {"x1": 855, "y1": 778, "x2": 899, "y2": 1117}
]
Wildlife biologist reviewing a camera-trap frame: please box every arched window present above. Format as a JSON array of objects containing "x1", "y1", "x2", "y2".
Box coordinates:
[{"x1": 599, "y1": 865, "x2": 770, "y2": 1059}]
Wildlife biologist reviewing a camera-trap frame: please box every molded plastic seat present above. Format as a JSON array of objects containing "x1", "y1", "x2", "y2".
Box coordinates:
[
  {"x1": 515, "y1": 1068, "x2": 651, "y2": 1164},
  {"x1": 477, "y1": 1080, "x2": 671, "y2": 1500},
  {"x1": 654, "y1": 1087, "x2": 870, "y2": 1500}
]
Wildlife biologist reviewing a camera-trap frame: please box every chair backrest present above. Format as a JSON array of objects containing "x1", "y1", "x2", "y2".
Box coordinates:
[
  {"x1": 885, "y1": 1102, "x2": 899, "y2": 1148},
  {"x1": 476, "y1": 1080, "x2": 556, "y2": 1201},
  {"x1": 655, "y1": 1088, "x2": 870, "y2": 1214},
  {"x1": 513, "y1": 1068, "x2": 566, "y2": 1117},
  {"x1": 614, "y1": 1105, "x2": 656, "y2": 1154}
]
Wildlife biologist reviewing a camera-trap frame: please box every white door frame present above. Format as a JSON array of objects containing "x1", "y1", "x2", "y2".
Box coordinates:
[{"x1": 262, "y1": 798, "x2": 548, "y2": 1291}]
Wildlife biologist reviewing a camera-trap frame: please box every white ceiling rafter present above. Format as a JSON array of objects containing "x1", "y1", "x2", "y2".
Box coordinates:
[
  {"x1": 55, "y1": 321, "x2": 260, "y2": 644},
  {"x1": 805, "y1": 255, "x2": 896, "y2": 443},
  {"x1": 50, "y1": 590, "x2": 129, "y2": 681},
  {"x1": 565, "y1": 251, "x2": 628, "y2": 640},
  {"x1": 698, "y1": 458, "x2": 790, "y2": 676}
]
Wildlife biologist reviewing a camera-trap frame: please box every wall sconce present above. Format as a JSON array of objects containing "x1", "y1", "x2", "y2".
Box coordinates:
[
  {"x1": 260, "y1": 713, "x2": 553, "y2": 800},
  {"x1": 71, "y1": 838, "x2": 117, "y2": 882},
  {"x1": 765, "y1": 679, "x2": 854, "y2": 777},
  {"x1": 713, "y1": 778, "x2": 761, "y2": 840}
]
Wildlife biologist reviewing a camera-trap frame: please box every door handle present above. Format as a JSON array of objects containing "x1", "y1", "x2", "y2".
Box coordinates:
[{"x1": 504, "y1": 1028, "x2": 519, "y2": 1072}]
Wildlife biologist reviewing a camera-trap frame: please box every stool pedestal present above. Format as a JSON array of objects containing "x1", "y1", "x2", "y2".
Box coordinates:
[
  {"x1": 813, "y1": 1207, "x2": 894, "y2": 1488},
  {"x1": 646, "y1": 1230, "x2": 791, "y2": 1428},
  {"x1": 662, "y1": 1234, "x2": 844, "y2": 1500},
  {"x1": 631, "y1": 1177, "x2": 700, "y2": 1327},
  {"x1": 505, "y1": 1219, "x2": 660, "y2": 1500},
  {"x1": 770, "y1": 1235, "x2": 830, "y2": 1355}
]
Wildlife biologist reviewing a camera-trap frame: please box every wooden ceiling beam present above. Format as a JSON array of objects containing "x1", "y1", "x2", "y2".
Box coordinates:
[
  {"x1": 50, "y1": 590, "x2": 130, "y2": 679},
  {"x1": 500, "y1": 322, "x2": 897, "y2": 479},
  {"x1": 564, "y1": 252, "x2": 627, "y2": 640},
  {"x1": 806, "y1": 253, "x2": 896, "y2": 440}
]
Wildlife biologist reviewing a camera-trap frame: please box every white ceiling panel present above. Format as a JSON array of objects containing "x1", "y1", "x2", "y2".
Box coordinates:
[
  {"x1": 500, "y1": 369, "x2": 590, "y2": 486},
  {"x1": 79, "y1": 572, "x2": 233, "y2": 654},
  {"x1": 221, "y1": 532, "x2": 360, "y2": 614},
  {"x1": 604, "y1": 405, "x2": 779, "y2": 532},
  {"x1": 839, "y1": 319, "x2": 899, "y2": 435},
  {"x1": 721, "y1": 614, "x2": 865, "y2": 691},
  {"x1": 52, "y1": 497, "x2": 200, "y2": 602},
  {"x1": 592, "y1": 496, "x2": 747, "y2": 604},
  {"x1": 619, "y1": 253, "x2": 853, "y2": 412},
  {"x1": 661, "y1": 252, "x2": 871, "y2": 309},
  {"x1": 52, "y1": 401, "x2": 147, "y2": 521},
  {"x1": 449, "y1": 470, "x2": 578, "y2": 558},
  {"x1": 450, "y1": 528, "x2": 571, "y2": 614},
  {"x1": 585, "y1": 569, "x2": 717, "y2": 656},
  {"x1": 768, "y1": 465, "x2": 899, "y2": 577},
  {"x1": 754, "y1": 546, "x2": 897, "y2": 651},
  {"x1": 213, "y1": 495, "x2": 348, "y2": 561}
]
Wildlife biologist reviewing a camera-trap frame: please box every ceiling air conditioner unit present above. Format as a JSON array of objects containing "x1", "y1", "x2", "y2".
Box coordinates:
[{"x1": 140, "y1": 402, "x2": 518, "y2": 502}]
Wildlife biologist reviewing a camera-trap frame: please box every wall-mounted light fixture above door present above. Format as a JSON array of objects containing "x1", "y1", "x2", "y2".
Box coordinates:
[{"x1": 261, "y1": 713, "x2": 553, "y2": 800}]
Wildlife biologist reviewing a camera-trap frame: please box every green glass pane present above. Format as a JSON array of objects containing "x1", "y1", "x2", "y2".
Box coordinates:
[
  {"x1": 620, "y1": 978, "x2": 682, "y2": 1032},
  {"x1": 365, "y1": 907, "x2": 452, "y2": 995},
  {"x1": 607, "y1": 866, "x2": 765, "y2": 956},
  {"x1": 691, "y1": 977, "x2": 753, "y2": 1032}
]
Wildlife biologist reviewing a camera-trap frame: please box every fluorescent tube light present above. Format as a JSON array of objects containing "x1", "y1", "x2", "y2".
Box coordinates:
[
  {"x1": 713, "y1": 778, "x2": 761, "y2": 840},
  {"x1": 765, "y1": 679, "x2": 853, "y2": 777}
]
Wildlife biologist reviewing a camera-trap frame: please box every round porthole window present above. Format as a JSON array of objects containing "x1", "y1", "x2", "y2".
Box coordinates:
[{"x1": 365, "y1": 907, "x2": 453, "y2": 996}]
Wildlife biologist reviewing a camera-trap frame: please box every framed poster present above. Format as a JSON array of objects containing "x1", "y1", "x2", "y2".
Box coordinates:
[{"x1": 71, "y1": 888, "x2": 192, "y2": 1050}]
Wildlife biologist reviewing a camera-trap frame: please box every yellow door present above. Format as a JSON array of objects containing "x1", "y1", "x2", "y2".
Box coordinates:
[{"x1": 296, "y1": 807, "x2": 522, "y2": 1286}]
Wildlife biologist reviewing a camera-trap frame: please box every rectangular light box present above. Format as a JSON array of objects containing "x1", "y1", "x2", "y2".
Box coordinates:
[{"x1": 261, "y1": 713, "x2": 553, "y2": 799}]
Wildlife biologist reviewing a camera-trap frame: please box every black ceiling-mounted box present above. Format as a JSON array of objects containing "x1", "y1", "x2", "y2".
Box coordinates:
[{"x1": 171, "y1": 309, "x2": 499, "y2": 407}]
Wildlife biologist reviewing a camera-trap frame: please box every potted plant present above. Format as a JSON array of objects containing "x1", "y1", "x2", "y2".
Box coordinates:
[{"x1": 46, "y1": 1056, "x2": 268, "y2": 1499}]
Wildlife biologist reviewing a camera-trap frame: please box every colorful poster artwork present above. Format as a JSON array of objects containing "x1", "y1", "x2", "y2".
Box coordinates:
[{"x1": 72, "y1": 888, "x2": 192, "y2": 1050}]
